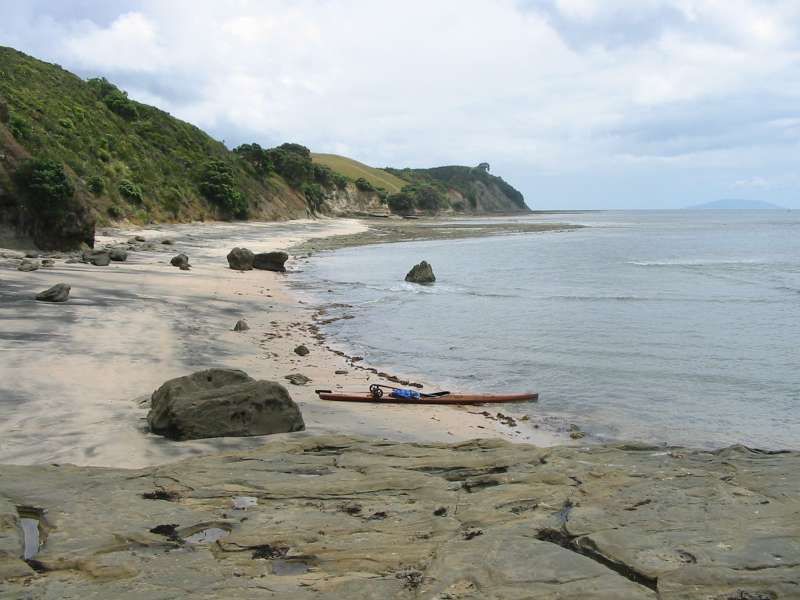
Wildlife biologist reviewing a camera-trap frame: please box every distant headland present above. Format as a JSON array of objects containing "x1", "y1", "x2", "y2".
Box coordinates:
[{"x1": 685, "y1": 198, "x2": 786, "y2": 210}]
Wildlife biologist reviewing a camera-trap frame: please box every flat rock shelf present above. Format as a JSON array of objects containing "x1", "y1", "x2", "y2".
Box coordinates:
[{"x1": 1, "y1": 435, "x2": 797, "y2": 599}]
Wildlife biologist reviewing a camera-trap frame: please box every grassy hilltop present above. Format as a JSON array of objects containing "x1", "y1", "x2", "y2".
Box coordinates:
[
  {"x1": 311, "y1": 154, "x2": 406, "y2": 194},
  {"x1": 0, "y1": 46, "x2": 529, "y2": 249}
]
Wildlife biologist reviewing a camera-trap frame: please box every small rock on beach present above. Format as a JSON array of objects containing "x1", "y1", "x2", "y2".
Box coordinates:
[
  {"x1": 35, "y1": 283, "x2": 71, "y2": 302},
  {"x1": 83, "y1": 249, "x2": 110, "y2": 266},
  {"x1": 253, "y1": 251, "x2": 289, "y2": 272},
  {"x1": 227, "y1": 247, "x2": 254, "y2": 270},
  {"x1": 170, "y1": 253, "x2": 190, "y2": 270},
  {"x1": 233, "y1": 319, "x2": 250, "y2": 332},
  {"x1": 294, "y1": 344, "x2": 310, "y2": 356},
  {"x1": 17, "y1": 258, "x2": 39, "y2": 272},
  {"x1": 109, "y1": 248, "x2": 128, "y2": 262},
  {"x1": 284, "y1": 373, "x2": 311, "y2": 386}
]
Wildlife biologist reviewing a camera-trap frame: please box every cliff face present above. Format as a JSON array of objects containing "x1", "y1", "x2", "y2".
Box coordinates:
[{"x1": 320, "y1": 183, "x2": 387, "y2": 216}]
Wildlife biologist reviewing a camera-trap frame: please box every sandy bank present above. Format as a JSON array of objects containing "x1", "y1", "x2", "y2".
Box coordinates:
[{"x1": 0, "y1": 218, "x2": 566, "y2": 469}]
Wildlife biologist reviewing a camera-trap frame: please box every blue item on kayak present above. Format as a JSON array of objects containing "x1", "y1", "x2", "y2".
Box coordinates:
[{"x1": 389, "y1": 388, "x2": 421, "y2": 400}]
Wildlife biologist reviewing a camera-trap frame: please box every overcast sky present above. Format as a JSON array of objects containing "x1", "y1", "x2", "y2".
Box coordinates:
[{"x1": 1, "y1": 0, "x2": 799, "y2": 209}]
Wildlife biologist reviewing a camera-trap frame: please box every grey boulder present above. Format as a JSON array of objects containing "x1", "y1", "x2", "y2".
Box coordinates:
[
  {"x1": 109, "y1": 248, "x2": 128, "y2": 262},
  {"x1": 227, "y1": 247, "x2": 254, "y2": 271},
  {"x1": 233, "y1": 319, "x2": 249, "y2": 332},
  {"x1": 405, "y1": 260, "x2": 435, "y2": 284},
  {"x1": 294, "y1": 344, "x2": 309, "y2": 356},
  {"x1": 35, "y1": 283, "x2": 71, "y2": 302},
  {"x1": 170, "y1": 253, "x2": 190, "y2": 270},
  {"x1": 253, "y1": 251, "x2": 289, "y2": 272},
  {"x1": 83, "y1": 249, "x2": 110, "y2": 266},
  {"x1": 147, "y1": 368, "x2": 305, "y2": 440},
  {"x1": 17, "y1": 258, "x2": 39, "y2": 272}
]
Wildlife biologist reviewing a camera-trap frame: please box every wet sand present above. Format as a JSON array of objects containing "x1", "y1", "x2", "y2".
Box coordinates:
[{"x1": 0, "y1": 218, "x2": 567, "y2": 468}]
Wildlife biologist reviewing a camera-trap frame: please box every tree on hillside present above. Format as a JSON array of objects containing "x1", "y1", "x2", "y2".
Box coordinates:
[
  {"x1": 199, "y1": 160, "x2": 247, "y2": 218},
  {"x1": 387, "y1": 192, "x2": 414, "y2": 215}
]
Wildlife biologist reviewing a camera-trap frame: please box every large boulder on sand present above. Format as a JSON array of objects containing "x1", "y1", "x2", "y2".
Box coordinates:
[
  {"x1": 35, "y1": 283, "x2": 70, "y2": 302},
  {"x1": 227, "y1": 247, "x2": 254, "y2": 270},
  {"x1": 253, "y1": 251, "x2": 288, "y2": 272},
  {"x1": 405, "y1": 260, "x2": 435, "y2": 284},
  {"x1": 147, "y1": 368, "x2": 305, "y2": 440}
]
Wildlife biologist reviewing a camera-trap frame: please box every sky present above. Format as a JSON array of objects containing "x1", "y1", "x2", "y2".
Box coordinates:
[{"x1": 1, "y1": 0, "x2": 799, "y2": 209}]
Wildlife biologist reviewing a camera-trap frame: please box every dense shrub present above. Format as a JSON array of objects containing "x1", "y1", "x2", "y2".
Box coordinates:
[
  {"x1": 0, "y1": 99, "x2": 8, "y2": 123},
  {"x1": 387, "y1": 192, "x2": 414, "y2": 215},
  {"x1": 59, "y1": 117, "x2": 74, "y2": 130},
  {"x1": 354, "y1": 177, "x2": 375, "y2": 192},
  {"x1": 8, "y1": 114, "x2": 31, "y2": 140},
  {"x1": 234, "y1": 143, "x2": 274, "y2": 175},
  {"x1": 332, "y1": 172, "x2": 348, "y2": 189},
  {"x1": 86, "y1": 175, "x2": 104, "y2": 195},
  {"x1": 313, "y1": 163, "x2": 334, "y2": 187},
  {"x1": 107, "y1": 204, "x2": 124, "y2": 219},
  {"x1": 266, "y1": 147, "x2": 313, "y2": 186},
  {"x1": 303, "y1": 182, "x2": 325, "y2": 212},
  {"x1": 412, "y1": 184, "x2": 446, "y2": 212},
  {"x1": 118, "y1": 179, "x2": 144, "y2": 203},
  {"x1": 277, "y1": 142, "x2": 311, "y2": 158},
  {"x1": 16, "y1": 158, "x2": 75, "y2": 215},
  {"x1": 199, "y1": 160, "x2": 247, "y2": 217},
  {"x1": 87, "y1": 77, "x2": 138, "y2": 120}
]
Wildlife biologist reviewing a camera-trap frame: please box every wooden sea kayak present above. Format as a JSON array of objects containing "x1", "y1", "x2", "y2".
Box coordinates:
[{"x1": 315, "y1": 391, "x2": 538, "y2": 405}]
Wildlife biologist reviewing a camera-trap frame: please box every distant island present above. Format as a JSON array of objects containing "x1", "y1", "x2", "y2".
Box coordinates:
[{"x1": 686, "y1": 198, "x2": 786, "y2": 210}]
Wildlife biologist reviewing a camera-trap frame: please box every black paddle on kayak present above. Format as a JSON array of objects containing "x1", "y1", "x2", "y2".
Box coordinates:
[{"x1": 314, "y1": 384, "x2": 451, "y2": 399}]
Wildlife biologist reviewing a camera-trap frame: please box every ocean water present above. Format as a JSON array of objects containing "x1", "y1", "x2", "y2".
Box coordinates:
[{"x1": 295, "y1": 210, "x2": 800, "y2": 450}]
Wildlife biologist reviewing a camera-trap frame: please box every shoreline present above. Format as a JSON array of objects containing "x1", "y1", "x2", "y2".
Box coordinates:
[{"x1": 0, "y1": 216, "x2": 571, "y2": 469}]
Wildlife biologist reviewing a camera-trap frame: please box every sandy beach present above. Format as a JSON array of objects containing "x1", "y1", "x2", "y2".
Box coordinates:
[{"x1": 0, "y1": 217, "x2": 568, "y2": 469}]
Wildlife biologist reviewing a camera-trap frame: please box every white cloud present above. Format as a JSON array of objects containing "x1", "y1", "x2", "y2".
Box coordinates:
[
  {"x1": 64, "y1": 11, "x2": 164, "y2": 72},
  {"x1": 1, "y1": 0, "x2": 799, "y2": 207}
]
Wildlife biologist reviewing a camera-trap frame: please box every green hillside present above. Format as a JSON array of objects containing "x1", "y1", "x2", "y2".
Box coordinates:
[
  {"x1": 0, "y1": 46, "x2": 527, "y2": 249},
  {"x1": 0, "y1": 46, "x2": 316, "y2": 248},
  {"x1": 311, "y1": 153, "x2": 406, "y2": 194}
]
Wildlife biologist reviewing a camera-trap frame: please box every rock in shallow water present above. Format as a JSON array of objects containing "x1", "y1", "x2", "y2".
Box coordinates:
[
  {"x1": 35, "y1": 283, "x2": 70, "y2": 302},
  {"x1": 405, "y1": 260, "x2": 435, "y2": 283},
  {"x1": 233, "y1": 319, "x2": 250, "y2": 332},
  {"x1": 253, "y1": 251, "x2": 289, "y2": 272},
  {"x1": 147, "y1": 368, "x2": 305, "y2": 440},
  {"x1": 227, "y1": 247, "x2": 254, "y2": 271}
]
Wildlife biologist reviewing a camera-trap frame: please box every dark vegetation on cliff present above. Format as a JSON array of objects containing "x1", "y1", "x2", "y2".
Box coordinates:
[
  {"x1": 385, "y1": 163, "x2": 529, "y2": 214},
  {"x1": 0, "y1": 46, "x2": 528, "y2": 249}
]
